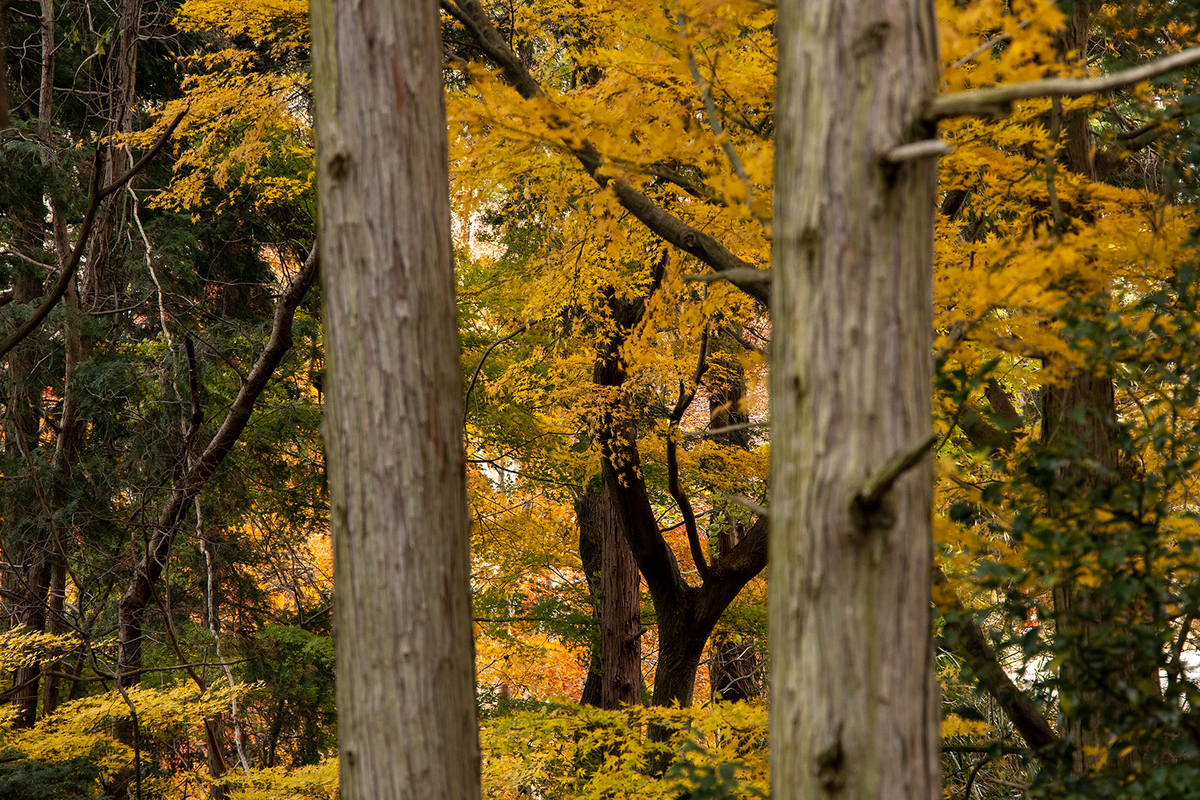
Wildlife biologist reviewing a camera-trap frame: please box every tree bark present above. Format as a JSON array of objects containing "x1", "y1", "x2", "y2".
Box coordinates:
[
  {"x1": 310, "y1": 0, "x2": 482, "y2": 795},
  {"x1": 575, "y1": 484, "x2": 642, "y2": 709},
  {"x1": 575, "y1": 490, "x2": 603, "y2": 706},
  {"x1": 598, "y1": 480, "x2": 642, "y2": 709},
  {"x1": 771, "y1": 2, "x2": 941, "y2": 799}
]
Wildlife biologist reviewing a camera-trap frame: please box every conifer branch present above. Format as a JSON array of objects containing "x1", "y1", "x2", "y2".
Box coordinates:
[{"x1": 928, "y1": 45, "x2": 1200, "y2": 121}]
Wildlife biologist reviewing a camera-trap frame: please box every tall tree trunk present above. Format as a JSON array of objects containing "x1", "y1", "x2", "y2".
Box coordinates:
[
  {"x1": 40, "y1": 555, "x2": 65, "y2": 716},
  {"x1": 81, "y1": 0, "x2": 141, "y2": 306},
  {"x1": 7, "y1": 264, "x2": 47, "y2": 729},
  {"x1": 310, "y1": 0, "x2": 482, "y2": 795},
  {"x1": 1042, "y1": 1, "x2": 1158, "y2": 772},
  {"x1": 575, "y1": 490, "x2": 603, "y2": 707},
  {"x1": 597, "y1": 481, "x2": 642, "y2": 709},
  {"x1": 576, "y1": 483, "x2": 642, "y2": 709},
  {"x1": 771, "y1": 1, "x2": 940, "y2": 799}
]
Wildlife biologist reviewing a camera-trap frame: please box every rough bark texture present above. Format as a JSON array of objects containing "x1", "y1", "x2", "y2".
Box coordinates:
[
  {"x1": 575, "y1": 484, "x2": 641, "y2": 709},
  {"x1": 597, "y1": 482, "x2": 642, "y2": 708},
  {"x1": 771, "y1": 2, "x2": 941, "y2": 799},
  {"x1": 310, "y1": 0, "x2": 482, "y2": 796},
  {"x1": 575, "y1": 490, "x2": 604, "y2": 707}
]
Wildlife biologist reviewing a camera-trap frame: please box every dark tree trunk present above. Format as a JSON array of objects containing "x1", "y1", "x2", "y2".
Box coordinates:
[
  {"x1": 576, "y1": 483, "x2": 642, "y2": 709},
  {"x1": 707, "y1": 333, "x2": 759, "y2": 704},
  {"x1": 576, "y1": 489, "x2": 603, "y2": 707}
]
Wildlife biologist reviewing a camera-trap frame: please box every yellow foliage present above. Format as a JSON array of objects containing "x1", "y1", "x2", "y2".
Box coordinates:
[
  {"x1": 2, "y1": 681, "x2": 251, "y2": 786},
  {"x1": 229, "y1": 759, "x2": 339, "y2": 800},
  {"x1": 0, "y1": 628, "x2": 80, "y2": 672},
  {"x1": 481, "y1": 702, "x2": 767, "y2": 799},
  {"x1": 941, "y1": 713, "x2": 993, "y2": 740}
]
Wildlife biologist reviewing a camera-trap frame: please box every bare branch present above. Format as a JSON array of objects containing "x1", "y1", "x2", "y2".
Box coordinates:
[
  {"x1": 682, "y1": 268, "x2": 770, "y2": 305},
  {"x1": 463, "y1": 322, "x2": 530, "y2": 425},
  {"x1": 929, "y1": 45, "x2": 1200, "y2": 121},
  {"x1": 0, "y1": 109, "x2": 187, "y2": 361},
  {"x1": 667, "y1": 328, "x2": 711, "y2": 583}
]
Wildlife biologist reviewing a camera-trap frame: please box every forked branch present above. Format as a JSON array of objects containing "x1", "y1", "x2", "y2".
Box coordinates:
[{"x1": 667, "y1": 328, "x2": 711, "y2": 582}]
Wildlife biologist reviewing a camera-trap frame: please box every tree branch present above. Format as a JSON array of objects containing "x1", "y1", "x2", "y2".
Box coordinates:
[
  {"x1": 120, "y1": 244, "x2": 319, "y2": 654},
  {"x1": 678, "y1": 14, "x2": 765, "y2": 227},
  {"x1": 681, "y1": 268, "x2": 770, "y2": 305},
  {"x1": 853, "y1": 433, "x2": 937, "y2": 514},
  {"x1": 667, "y1": 328, "x2": 711, "y2": 583},
  {"x1": 442, "y1": 0, "x2": 766, "y2": 303},
  {"x1": 928, "y1": 45, "x2": 1200, "y2": 121},
  {"x1": 936, "y1": 567, "x2": 1059, "y2": 754},
  {"x1": 0, "y1": 109, "x2": 187, "y2": 361},
  {"x1": 463, "y1": 322, "x2": 530, "y2": 425}
]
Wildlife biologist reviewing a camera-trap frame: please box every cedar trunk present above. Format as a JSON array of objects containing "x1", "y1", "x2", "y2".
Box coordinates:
[
  {"x1": 310, "y1": 0, "x2": 482, "y2": 796},
  {"x1": 770, "y1": 2, "x2": 940, "y2": 799}
]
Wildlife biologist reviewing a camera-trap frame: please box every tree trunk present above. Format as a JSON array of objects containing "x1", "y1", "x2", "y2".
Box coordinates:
[
  {"x1": 310, "y1": 0, "x2": 482, "y2": 795},
  {"x1": 576, "y1": 483, "x2": 642, "y2": 709},
  {"x1": 597, "y1": 481, "x2": 642, "y2": 709},
  {"x1": 575, "y1": 490, "x2": 603, "y2": 707},
  {"x1": 770, "y1": 1, "x2": 941, "y2": 799}
]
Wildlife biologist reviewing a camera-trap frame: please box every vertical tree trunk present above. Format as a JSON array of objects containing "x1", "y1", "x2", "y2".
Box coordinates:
[
  {"x1": 771, "y1": 2, "x2": 941, "y2": 799},
  {"x1": 40, "y1": 556, "x2": 65, "y2": 716},
  {"x1": 576, "y1": 483, "x2": 642, "y2": 709},
  {"x1": 7, "y1": 265, "x2": 47, "y2": 730},
  {"x1": 598, "y1": 481, "x2": 642, "y2": 709},
  {"x1": 575, "y1": 490, "x2": 603, "y2": 707},
  {"x1": 310, "y1": 0, "x2": 482, "y2": 796},
  {"x1": 82, "y1": 0, "x2": 141, "y2": 305}
]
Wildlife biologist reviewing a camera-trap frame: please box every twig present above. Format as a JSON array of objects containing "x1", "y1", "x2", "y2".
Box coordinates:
[
  {"x1": 678, "y1": 13, "x2": 766, "y2": 228},
  {"x1": 463, "y1": 322, "x2": 530, "y2": 425},
  {"x1": 951, "y1": 20, "x2": 1032, "y2": 70}
]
